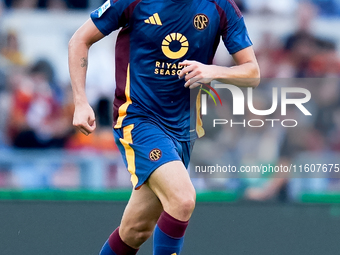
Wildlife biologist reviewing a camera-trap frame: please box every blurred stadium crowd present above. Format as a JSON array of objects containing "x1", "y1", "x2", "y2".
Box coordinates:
[
  {"x1": 2, "y1": 0, "x2": 103, "y2": 10},
  {"x1": 2, "y1": 0, "x2": 340, "y2": 16},
  {"x1": 0, "y1": 0, "x2": 340, "y2": 201}
]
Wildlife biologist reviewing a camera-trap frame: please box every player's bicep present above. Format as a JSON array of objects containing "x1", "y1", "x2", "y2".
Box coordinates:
[
  {"x1": 231, "y1": 46, "x2": 257, "y2": 65},
  {"x1": 72, "y1": 19, "x2": 106, "y2": 47}
]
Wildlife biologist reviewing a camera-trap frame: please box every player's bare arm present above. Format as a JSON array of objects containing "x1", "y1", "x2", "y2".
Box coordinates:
[
  {"x1": 178, "y1": 46, "x2": 260, "y2": 89},
  {"x1": 68, "y1": 19, "x2": 105, "y2": 136}
]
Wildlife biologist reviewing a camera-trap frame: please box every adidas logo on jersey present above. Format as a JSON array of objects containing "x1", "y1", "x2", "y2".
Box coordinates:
[{"x1": 144, "y1": 13, "x2": 162, "y2": 26}]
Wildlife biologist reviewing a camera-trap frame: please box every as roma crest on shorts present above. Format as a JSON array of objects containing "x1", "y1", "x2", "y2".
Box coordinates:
[
  {"x1": 149, "y1": 148, "x2": 162, "y2": 161},
  {"x1": 193, "y1": 14, "x2": 209, "y2": 30}
]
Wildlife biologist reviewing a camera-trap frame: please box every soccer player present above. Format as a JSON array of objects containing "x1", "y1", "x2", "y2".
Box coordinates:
[{"x1": 68, "y1": 0, "x2": 260, "y2": 254}]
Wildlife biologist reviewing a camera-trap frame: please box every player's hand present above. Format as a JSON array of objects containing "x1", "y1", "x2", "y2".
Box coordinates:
[
  {"x1": 73, "y1": 102, "x2": 96, "y2": 136},
  {"x1": 178, "y1": 60, "x2": 216, "y2": 89}
]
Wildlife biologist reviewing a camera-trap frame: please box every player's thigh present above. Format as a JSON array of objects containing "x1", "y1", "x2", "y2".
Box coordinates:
[
  {"x1": 120, "y1": 184, "x2": 163, "y2": 239},
  {"x1": 113, "y1": 122, "x2": 184, "y2": 190},
  {"x1": 146, "y1": 160, "x2": 196, "y2": 220}
]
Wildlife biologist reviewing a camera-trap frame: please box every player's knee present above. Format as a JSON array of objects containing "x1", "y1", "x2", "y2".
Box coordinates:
[
  {"x1": 170, "y1": 191, "x2": 196, "y2": 220},
  {"x1": 179, "y1": 196, "x2": 196, "y2": 217}
]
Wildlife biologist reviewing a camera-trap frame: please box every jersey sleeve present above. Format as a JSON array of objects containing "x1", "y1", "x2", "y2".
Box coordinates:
[
  {"x1": 220, "y1": 0, "x2": 252, "y2": 54},
  {"x1": 90, "y1": 0, "x2": 138, "y2": 36}
]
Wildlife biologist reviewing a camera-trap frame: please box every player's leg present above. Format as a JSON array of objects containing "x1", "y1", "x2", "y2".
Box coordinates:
[
  {"x1": 111, "y1": 121, "x2": 194, "y2": 254},
  {"x1": 148, "y1": 160, "x2": 196, "y2": 255},
  {"x1": 99, "y1": 184, "x2": 163, "y2": 255}
]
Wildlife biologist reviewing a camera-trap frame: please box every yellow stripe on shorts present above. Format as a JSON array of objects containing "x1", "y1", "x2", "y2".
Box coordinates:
[{"x1": 119, "y1": 124, "x2": 138, "y2": 188}]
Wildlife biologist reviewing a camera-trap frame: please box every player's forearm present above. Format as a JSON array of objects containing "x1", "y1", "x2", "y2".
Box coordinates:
[
  {"x1": 68, "y1": 37, "x2": 91, "y2": 106},
  {"x1": 213, "y1": 61, "x2": 260, "y2": 88},
  {"x1": 68, "y1": 19, "x2": 106, "y2": 106},
  {"x1": 179, "y1": 51, "x2": 260, "y2": 89}
]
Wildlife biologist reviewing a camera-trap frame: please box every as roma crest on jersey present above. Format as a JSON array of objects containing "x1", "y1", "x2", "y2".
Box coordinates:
[{"x1": 193, "y1": 14, "x2": 209, "y2": 30}]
